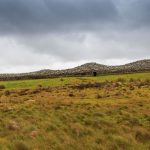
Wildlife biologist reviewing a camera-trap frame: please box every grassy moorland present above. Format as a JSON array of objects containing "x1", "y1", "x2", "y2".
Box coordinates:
[
  {"x1": 0, "y1": 72, "x2": 150, "y2": 150},
  {"x1": 0, "y1": 72, "x2": 150, "y2": 90}
]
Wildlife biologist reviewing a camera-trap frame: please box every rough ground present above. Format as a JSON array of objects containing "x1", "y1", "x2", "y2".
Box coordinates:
[{"x1": 0, "y1": 73, "x2": 150, "y2": 150}]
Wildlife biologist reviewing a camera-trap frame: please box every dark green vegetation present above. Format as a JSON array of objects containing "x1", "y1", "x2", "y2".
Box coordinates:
[{"x1": 0, "y1": 72, "x2": 150, "y2": 150}]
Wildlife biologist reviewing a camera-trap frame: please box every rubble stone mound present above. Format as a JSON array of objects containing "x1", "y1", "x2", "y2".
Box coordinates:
[{"x1": 0, "y1": 59, "x2": 150, "y2": 81}]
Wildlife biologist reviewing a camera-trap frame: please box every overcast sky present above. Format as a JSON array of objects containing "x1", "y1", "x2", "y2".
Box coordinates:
[{"x1": 0, "y1": 0, "x2": 150, "y2": 73}]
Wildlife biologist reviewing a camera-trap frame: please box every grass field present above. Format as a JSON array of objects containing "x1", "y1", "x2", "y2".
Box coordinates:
[
  {"x1": 0, "y1": 72, "x2": 150, "y2": 150},
  {"x1": 0, "y1": 72, "x2": 150, "y2": 90}
]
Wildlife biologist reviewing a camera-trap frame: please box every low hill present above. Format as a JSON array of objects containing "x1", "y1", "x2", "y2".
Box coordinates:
[{"x1": 0, "y1": 59, "x2": 150, "y2": 80}]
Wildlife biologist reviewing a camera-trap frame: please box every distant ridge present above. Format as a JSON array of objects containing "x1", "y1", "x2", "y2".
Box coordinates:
[{"x1": 0, "y1": 59, "x2": 150, "y2": 81}]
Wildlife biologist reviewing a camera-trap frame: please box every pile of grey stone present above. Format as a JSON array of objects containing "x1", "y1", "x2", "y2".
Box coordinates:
[{"x1": 0, "y1": 59, "x2": 149, "y2": 81}]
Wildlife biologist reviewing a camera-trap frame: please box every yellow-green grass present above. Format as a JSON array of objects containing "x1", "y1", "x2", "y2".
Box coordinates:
[
  {"x1": 0, "y1": 72, "x2": 150, "y2": 89},
  {"x1": 0, "y1": 72, "x2": 150, "y2": 150}
]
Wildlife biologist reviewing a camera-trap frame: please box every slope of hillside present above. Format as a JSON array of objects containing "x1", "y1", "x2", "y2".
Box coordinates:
[{"x1": 0, "y1": 59, "x2": 150, "y2": 80}]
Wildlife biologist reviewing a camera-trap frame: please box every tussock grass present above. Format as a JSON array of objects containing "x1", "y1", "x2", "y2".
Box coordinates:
[{"x1": 0, "y1": 72, "x2": 149, "y2": 149}]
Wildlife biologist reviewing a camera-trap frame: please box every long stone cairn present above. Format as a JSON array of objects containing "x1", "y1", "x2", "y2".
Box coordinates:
[{"x1": 0, "y1": 59, "x2": 149, "y2": 81}]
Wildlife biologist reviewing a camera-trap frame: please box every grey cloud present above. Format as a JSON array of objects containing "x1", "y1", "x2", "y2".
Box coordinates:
[
  {"x1": 115, "y1": 0, "x2": 150, "y2": 29},
  {"x1": 131, "y1": 0, "x2": 150, "y2": 27},
  {"x1": 0, "y1": 0, "x2": 150, "y2": 35},
  {"x1": 17, "y1": 28, "x2": 150, "y2": 61},
  {"x1": 0, "y1": 0, "x2": 150, "y2": 73},
  {"x1": 0, "y1": 0, "x2": 118, "y2": 34}
]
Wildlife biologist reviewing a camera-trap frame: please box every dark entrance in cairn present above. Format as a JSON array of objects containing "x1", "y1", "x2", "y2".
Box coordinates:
[{"x1": 93, "y1": 71, "x2": 97, "y2": 76}]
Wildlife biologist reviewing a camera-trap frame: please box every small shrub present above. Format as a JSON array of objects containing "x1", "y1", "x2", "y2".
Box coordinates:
[
  {"x1": 129, "y1": 85, "x2": 135, "y2": 90},
  {"x1": 18, "y1": 89, "x2": 29, "y2": 96},
  {"x1": 14, "y1": 142, "x2": 29, "y2": 150},
  {"x1": 114, "y1": 91, "x2": 122, "y2": 97},
  {"x1": 0, "y1": 85, "x2": 5, "y2": 89},
  {"x1": 95, "y1": 94, "x2": 102, "y2": 99},
  {"x1": 37, "y1": 84, "x2": 42, "y2": 88},
  {"x1": 60, "y1": 78, "x2": 64, "y2": 81},
  {"x1": 95, "y1": 137, "x2": 103, "y2": 144},
  {"x1": 135, "y1": 130, "x2": 150, "y2": 142},
  {"x1": 113, "y1": 82, "x2": 122, "y2": 88},
  {"x1": 121, "y1": 87, "x2": 125, "y2": 91},
  {"x1": 129, "y1": 78, "x2": 134, "y2": 82},
  {"x1": 7, "y1": 121, "x2": 20, "y2": 131},
  {"x1": 144, "y1": 79, "x2": 150, "y2": 85},
  {"x1": 116, "y1": 78, "x2": 126, "y2": 83},
  {"x1": 71, "y1": 82, "x2": 103, "y2": 90},
  {"x1": 30, "y1": 89, "x2": 40, "y2": 94},
  {"x1": 137, "y1": 84, "x2": 141, "y2": 89},
  {"x1": 69, "y1": 93, "x2": 74, "y2": 97},
  {"x1": 127, "y1": 117, "x2": 141, "y2": 126},
  {"x1": 4, "y1": 90, "x2": 10, "y2": 96}
]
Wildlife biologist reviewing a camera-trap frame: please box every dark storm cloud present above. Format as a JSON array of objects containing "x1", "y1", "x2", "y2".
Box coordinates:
[
  {"x1": 0, "y1": 0, "x2": 150, "y2": 73},
  {"x1": 0, "y1": 0, "x2": 118, "y2": 34},
  {"x1": 0, "y1": 0, "x2": 150, "y2": 34}
]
